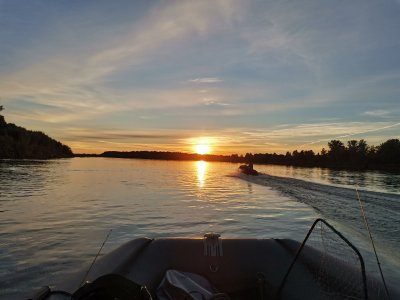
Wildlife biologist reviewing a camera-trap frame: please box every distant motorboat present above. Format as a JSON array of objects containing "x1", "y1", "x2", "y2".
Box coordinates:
[
  {"x1": 30, "y1": 219, "x2": 395, "y2": 300},
  {"x1": 239, "y1": 163, "x2": 258, "y2": 176}
]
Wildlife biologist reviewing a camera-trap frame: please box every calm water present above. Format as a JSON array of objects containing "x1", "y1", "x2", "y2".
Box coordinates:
[{"x1": 0, "y1": 158, "x2": 399, "y2": 299}]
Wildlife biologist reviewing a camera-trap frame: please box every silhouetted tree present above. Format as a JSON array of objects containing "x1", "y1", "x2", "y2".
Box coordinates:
[
  {"x1": 245, "y1": 153, "x2": 254, "y2": 163},
  {"x1": 0, "y1": 105, "x2": 5, "y2": 125},
  {"x1": 328, "y1": 140, "x2": 345, "y2": 162},
  {"x1": 347, "y1": 140, "x2": 358, "y2": 153},
  {"x1": 357, "y1": 139, "x2": 368, "y2": 155},
  {"x1": 368, "y1": 145, "x2": 377, "y2": 158},
  {"x1": 377, "y1": 139, "x2": 400, "y2": 163},
  {"x1": 343, "y1": 139, "x2": 369, "y2": 167}
]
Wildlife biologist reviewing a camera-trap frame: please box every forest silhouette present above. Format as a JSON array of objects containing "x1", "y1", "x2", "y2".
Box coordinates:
[
  {"x1": 0, "y1": 107, "x2": 73, "y2": 159},
  {"x1": 98, "y1": 138, "x2": 400, "y2": 171}
]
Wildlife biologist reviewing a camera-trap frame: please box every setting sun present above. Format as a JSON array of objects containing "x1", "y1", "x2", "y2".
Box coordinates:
[{"x1": 195, "y1": 144, "x2": 210, "y2": 155}]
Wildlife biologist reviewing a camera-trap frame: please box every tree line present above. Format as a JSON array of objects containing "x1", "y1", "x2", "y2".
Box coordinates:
[
  {"x1": 100, "y1": 151, "x2": 240, "y2": 162},
  {"x1": 0, "y1": 108, "x2": 73, "y2": 159},
  {"x1": 98, "y1": 138, "x2": 400, "y2": 171},
  {"x1": 246, "y1": 139, "x2": 400, "y2": 170}
]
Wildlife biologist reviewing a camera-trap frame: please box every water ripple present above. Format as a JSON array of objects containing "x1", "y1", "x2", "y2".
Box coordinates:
[{"x1": 0, "y1": 158, "x2": 399, "y2": 299}]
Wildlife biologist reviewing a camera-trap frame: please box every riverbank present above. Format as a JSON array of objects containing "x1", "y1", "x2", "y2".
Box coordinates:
[{"x1": 0, "y1": 116, "x2": 73, "y2": 159}]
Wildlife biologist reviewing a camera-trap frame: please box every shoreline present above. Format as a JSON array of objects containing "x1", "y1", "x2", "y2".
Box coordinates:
[{"x1": 73, "y1": 152, "x2": 400, "y2": 173}]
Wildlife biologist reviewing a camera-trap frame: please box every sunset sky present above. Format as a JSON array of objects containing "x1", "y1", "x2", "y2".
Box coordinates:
[{"x1": 1, "y1": 0, "x2": 399, "y2": 154}]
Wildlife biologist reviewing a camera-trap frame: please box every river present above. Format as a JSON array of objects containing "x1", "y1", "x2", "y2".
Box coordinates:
[{"x1": 0, "y1": 158, "x2": 399, "y2": 299}]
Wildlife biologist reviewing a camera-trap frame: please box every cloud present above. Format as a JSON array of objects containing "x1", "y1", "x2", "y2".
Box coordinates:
[
  {"x1": 363, "y1": 110, "x2": 392, "y2": 118},
  {"x1": 204, "y1": 101, "x2": 230, "y2": 106},
  {"x1": 0, "y1": 0, "x2": 242, "y2": 121},
  {"x1": 65, "y1": 132, "x2": 181, "y2": 141},
  {"x1": 294, "y1": 122, "x2": 400, "y2": 148},
  {"x1": 189, "y1": 77, "x2": 224, "y2": 83},
  {"x1": 87, "y1": 0, "x2": 244, "y2": 79},
  {"x1": 201, "y1": 97, "x2": 230, "y2": 106},
  {"x1": 199, "y1": 121, "x2": 400, "y2": 153},
  {"x1": 54, "y1": 120, "x2": 400, "y2": 154},
  {"x1": 1, "y1": 1, "x2": 399, "y2": 155}
]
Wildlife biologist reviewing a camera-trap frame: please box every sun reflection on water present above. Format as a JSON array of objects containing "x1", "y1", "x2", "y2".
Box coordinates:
[{"x1": 196, "y1": 160, "x2": 207, "y2": 187}]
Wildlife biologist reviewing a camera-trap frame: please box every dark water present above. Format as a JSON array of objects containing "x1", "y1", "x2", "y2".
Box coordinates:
[{"x1": 0, "y1": 158, "x2": 399, "y2": 299}]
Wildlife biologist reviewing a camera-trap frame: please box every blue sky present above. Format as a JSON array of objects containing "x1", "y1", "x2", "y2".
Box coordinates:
[{"x1": 1, "y1": 0, "x2": 399, "y2": 154}]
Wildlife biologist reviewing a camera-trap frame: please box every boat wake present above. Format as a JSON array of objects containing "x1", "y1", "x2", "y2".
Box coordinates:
[{"x1": 236, "y1": 171, "x2": 400, "y2": 288}]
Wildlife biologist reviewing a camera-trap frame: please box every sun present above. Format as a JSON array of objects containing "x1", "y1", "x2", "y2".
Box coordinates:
[{"x1": 195, "y1": 144, "x2": 210, "y2": 155}]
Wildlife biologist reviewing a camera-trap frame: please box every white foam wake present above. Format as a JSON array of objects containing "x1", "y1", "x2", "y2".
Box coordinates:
[{"x1": 237, "y1": 172, "x2": 400, "y2": 288}]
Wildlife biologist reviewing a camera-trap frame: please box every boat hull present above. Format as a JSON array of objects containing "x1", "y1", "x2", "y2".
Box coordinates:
[{"x1": 37, "y1": 237, "x2": 398, "y2": 299}]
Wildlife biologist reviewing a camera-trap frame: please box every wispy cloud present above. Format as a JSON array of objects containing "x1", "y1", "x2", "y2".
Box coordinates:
[
  {"x1": 57, "y1": 120, "x2": 400, "y2": 154},
  {"x1": 0, "y1": 0, "x2": 242, "y2": 121},
  {"x1": 202, "y1": 97, "x2": 230, "y2": 106},
  {"x1": 363, "y1": 110, "x2": 392, "y2": 118},
  {"x1": 1, "y1": 1, "x2": 399, "y2": 154},
  {"x1": 189, "y1": 77, "x2": 224, "y2": 83},
  {"x1": 63, "y1": 128, "x2": 184, "y2": 141},
  {"x1": 295, "y1": 122, "x2": 400, "y2": 148}
]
